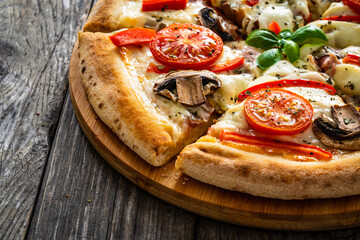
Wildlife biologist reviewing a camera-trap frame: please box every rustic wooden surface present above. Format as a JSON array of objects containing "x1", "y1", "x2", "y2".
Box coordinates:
[{"x1": 1, "y1": 0, "x2": 360, "y2": 239}]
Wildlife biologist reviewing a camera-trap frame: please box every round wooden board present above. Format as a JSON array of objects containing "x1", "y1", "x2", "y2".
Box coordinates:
[{"x1": 69, "y1": 41, "x2": 360, "y2": 231}]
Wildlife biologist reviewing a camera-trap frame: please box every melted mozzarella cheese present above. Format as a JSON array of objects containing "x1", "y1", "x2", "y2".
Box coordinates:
[
  {"x1": 208, "y1": 87, "x2": 344, "y2": 148},
  {"x1": 333, "y1": 64, "x2": 360, "y2": 96},
  {"x1": 262, "y1": 60, "x2": 329, "y2": 82},
  {"x1": 258, "y1": 6, "x2": 295, "y2": 31},
  {"x1": 309, "y1": 20, "x2": 360, "y2": 48},
  {"x1": 322, "y1": 2, "x2": 358, "y2": 18},
  {"x1": 117, "y1": 0, "x2": 206, "y2": 28}
]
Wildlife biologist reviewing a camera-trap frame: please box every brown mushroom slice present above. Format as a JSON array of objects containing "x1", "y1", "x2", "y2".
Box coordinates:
[
  {"x1": 313, "y1": 103, "x2": 360, "y2": 150},
  {"x1": 313, "y1": 123, "x2": 360, "y2": 150},
  {"x1": 332, "y1": 104, "x2": 360, "y2": 133},
  {"x1": 153, "y1": 70, "x2": 221, "y2": 107},
  {"x1": 198, "y1": 7, "x2": 241, "y2": 41}
]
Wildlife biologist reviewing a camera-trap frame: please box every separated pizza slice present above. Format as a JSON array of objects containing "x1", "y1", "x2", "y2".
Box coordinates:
[
  {"x1": 176, "y1": 59, "x2": 360, "y2": 200},
  {"x1": 77, "y1": 20, "x2": 264, "y2": 166}
]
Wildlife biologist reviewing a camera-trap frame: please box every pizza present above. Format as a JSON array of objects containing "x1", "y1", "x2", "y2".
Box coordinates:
[{"x1": 77, "y1": 0, "x2": 360, "y2": 199}]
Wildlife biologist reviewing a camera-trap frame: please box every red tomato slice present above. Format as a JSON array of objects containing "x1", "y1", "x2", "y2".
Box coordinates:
[
  {"x1": 142, "y1": 0, "x2": 188, "y2": 11},
  {"x1": 245, "y1": 0, "x2": 259, "y2": 6},
  {"x1": 342, "y1": 53, "x2": 360, "y2": 67},
  {"x1": 109, "y1": 28, "x2": 156, "y2": 47},
  {"x1": 149, "y1": 23, "x2": 223, "y2": 69},
  {"x1": 244, "y1": 88, "x2": 313, "y2": 135},
  {"x1": 343, "y1": 0, "x2": 360, "y2": 15},
  {"x1": 321, "y1": 15, "x2": 360, "y2": 22},
  {"x1": 268, "y1": 21, "x2": 281, "y2": 35},
  {"x1": 238, "y1": 79, "x2": 336, "y2": 102},
  {"x1": 220, "y1": 130, "x2": 332, "y2": 161},
  {"x1": 207, "y1": 56, "x2": 244, "y2": 73}
]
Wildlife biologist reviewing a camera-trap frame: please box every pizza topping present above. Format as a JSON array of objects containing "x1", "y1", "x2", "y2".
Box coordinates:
[
  {"x1": 109, "y1": 28, "x2": 156, "y2": 47},
  {"x1": 238, "y1": 79, "x2": 337, "y2": 102},
  {"x1": 313, "y1": 104, "x2": 360, "y2": 150},
  {"x1": 153, "y1": 70, "x2": 221, "y2": 106},
  {"x1": 343, "y1": 0, "x2": 360, "y2": 15},
  {"x1": 142, "y1": 0, "x2": 188, "y2": 12},
  {"x1": 220, "y1": 130, "x2": 332, "y2": 161},
  {"x1": 149, "y1": 23, "x2": 223, "y2": 69},
  {"x1": 321, "y1": 15, "x2": 360, "y2": 22},
  {"x1": 343, "y1": 53, "x2": 360, "y2": 67},
  {"x1": 244, "y1": 88, "x2": 313, "y2": 135},
  {"x1": 268, "y1": 21, "x2": 281, "y2": 35},
  {"x1": 207, "y1": 56, "x2": 244, "y2": 73},
  {"x1": 309, "y1": 46, "x2": 341, "y2": 77},
  {"x1": 246, "y1": 25, "x2": 328, "y2": 69},
  {"x1": 197, "y1": 7, "x2": 241, "y2": 41}
]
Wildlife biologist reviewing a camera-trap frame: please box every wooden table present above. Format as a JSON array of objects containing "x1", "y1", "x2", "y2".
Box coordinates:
[{"x1": 2, "y1": 0, "x2": 360, "y2": 239}]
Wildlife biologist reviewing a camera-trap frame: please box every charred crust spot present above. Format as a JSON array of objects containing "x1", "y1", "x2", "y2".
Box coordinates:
[
  {"x1": 114, "y1": 118, "x2": 119, "y2": 124},
  {"x1": 82, "y1": 66, "x2": 86, "y2": 73},
  {"x1": 323, "y1": 182, "x2": 332, "y2": 188},
  {"x1": 93, "y1": 82, "x2": 97, "y2": 86},
  {"x1": 238, "y1": 165, "x2": 250, "y2": 177},
  {"x1": 81, "y1": 59, "x2": 85, "y2": 64},
  {"x1": 98, "y1": 102, "x2": 104, "y2": 109}
]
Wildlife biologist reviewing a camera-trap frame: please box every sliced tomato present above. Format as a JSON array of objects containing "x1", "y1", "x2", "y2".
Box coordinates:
[
  {"x1": 342, "y1": 53, "x2": 360, "y2": 67},
  {"x1": 268, "y1": 21, "x2": 281, "y2": 35},
  {"x1": 321, "y1": 15, "x2": 360, "y2": 22},
  {"x1": 109, "y1": 28, "x2": 156, "y2": 47},
  {"x1": 146, "y1": 63, "x2": 172, "y2": 73},
  {"x1": 149, "y1": 23, "x2": 223, "y2": 69},
  {"x1": 245, "y1": 0, "x2": 259, "y2": 6},
  {"x1": 244, "y1": 88, "x2": 313, "y2": 135},
  {"x1": 238, "y1": 79, "x2": 336, "y2": 102},
  {"x1": 207, "y1": 56, "x2": 244, "y2": 73},
  {"x1": 343, "y1": 0, "x2": 360, "y2": 15},
  {"x1": 220, "y1": 130, "x2": 332, "y2": 161},
  {"x1": 142, "y1": 0, "x2": 188, "y2": 11}
]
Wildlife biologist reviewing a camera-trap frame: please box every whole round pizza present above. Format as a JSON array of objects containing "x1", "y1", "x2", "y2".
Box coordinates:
[{"x1": 77, "y1": 0, "x2": 360, "y2": 200}]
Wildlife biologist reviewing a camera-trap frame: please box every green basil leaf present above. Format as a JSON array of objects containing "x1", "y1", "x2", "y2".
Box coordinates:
[
  {"x1": 291, "y1": 25, "x2": 328, "y2": 45},
  {"x1": 278, "y1": 29, "x2": 293, "y2": 39},
  {"x1": 282, "y1": 40, "x2": 300, "y2": 63},
  {"x1": 245, "y1": 29, "x2": 278, "y2": 50},
  {"x1": 256, "y1": 48, "x2": 282, "y2": 69}
]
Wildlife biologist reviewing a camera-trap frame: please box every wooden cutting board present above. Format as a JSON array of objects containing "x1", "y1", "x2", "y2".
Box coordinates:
[{"x1": 69, "y1": 42, "x2": 360, "y2": 231}]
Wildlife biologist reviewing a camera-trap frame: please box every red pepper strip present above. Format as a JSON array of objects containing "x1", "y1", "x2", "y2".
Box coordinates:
[
  {"x1": 220, "y1": 130, "x2": 333, "y2": 161},
  {"x1": 146, "y1": 63, "x2": 172, "y2": 73},
  {"x1": 142, "y1": 0, "x2": 188, "y2": 11},
  {"x1": 207, "y1": 57, "x2": 244, "y2": 73},
  {"x1": 321, "y1": 15, "x2": 360, "y2": 22},
  {"x1": 245, "y1": 0, "x2": 259, "y2": 6},
  {"x1": 268, "y1": 21, "x2": 281, "y2": 35},
  {"x1": 343, "y1": 0, "x2": 360, "y2": 15},
  {"x1": 109, "y1": 28, "x2": 156, "y2": 47},
  {"x1": 342, "y1": 53, "x2": 360, "y2": 67},
  {"x1": 238, "y1": 79, "x2": 337, "y2": 102}
]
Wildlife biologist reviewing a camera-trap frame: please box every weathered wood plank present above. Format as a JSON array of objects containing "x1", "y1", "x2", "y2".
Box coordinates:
[
  {"x1": 195, "y1": 216, "x2": 360, "y2": 240},
  {"x1": 0, "y1": 0, "x2": 92, "y2": 239},
  {"x1": 27, "y1": 95, "x2": 196, "y2": 239}
]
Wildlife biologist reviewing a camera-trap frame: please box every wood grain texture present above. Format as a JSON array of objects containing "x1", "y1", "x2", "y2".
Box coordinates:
[
  {"x1": 27, "y1": 94, "x2": 196, "y2": 239},
  {"x1": 68, "y1": 41, "x2": 360, "y2": 231},
  {"x1": 0, "y1": 0, "x2": 92, "y2": 239}
]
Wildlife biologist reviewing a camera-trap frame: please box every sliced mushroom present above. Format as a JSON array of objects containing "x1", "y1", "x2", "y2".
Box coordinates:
[
  {"x1": 313, "y1": 103, "x2": 360, "y2": 150},
  {"x1": 198, "y1": 7, "x2": 241, "y2": 41},
  {"x1": 153, "y1": 70, "x2": 221, "y2": 107}
]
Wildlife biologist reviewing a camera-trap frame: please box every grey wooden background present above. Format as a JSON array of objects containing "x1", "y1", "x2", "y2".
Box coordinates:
[{"x1": 2, "y1": 0, "x2": 360, "y2": 239}]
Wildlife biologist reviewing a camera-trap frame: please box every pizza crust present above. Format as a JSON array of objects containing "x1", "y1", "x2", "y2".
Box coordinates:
[
  {"x1": 176, "y1": 137, "x2": 360, "y2": 199},
  {"x1": 78, "y1": 31, "x2": 214, "y2": 166}
]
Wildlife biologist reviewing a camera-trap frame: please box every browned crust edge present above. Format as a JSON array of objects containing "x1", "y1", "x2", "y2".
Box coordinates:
[
  {"x1": 176, "y1": 140, "x2": 360, "y2": 199},
  {"x1": 78, "y1": 31, "x2": 213, "y2": 166}
]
